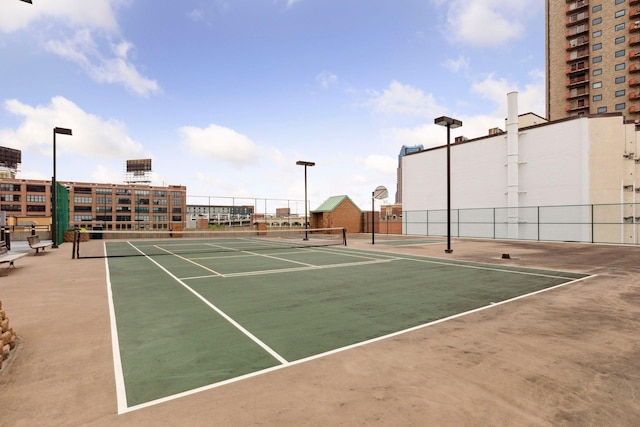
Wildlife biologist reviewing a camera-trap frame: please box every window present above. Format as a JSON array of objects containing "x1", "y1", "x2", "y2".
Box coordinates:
[
  {"x1": 593, "y1": 68, "x2": 602, "y2": 76},
  {"x1": 593, "y1": 94, "x2": 603, "y2": 101},
  {"x1": 597, "y1": 106, "x2": 608, "y2": 113},
  {"x1": 593, "y1": 30, "x2": 602, "y2": 37},
  {"x1": 616, "y1": 76, "x2": 626, "y2": 84},
  {"x1": 26, "y1": 184, "x2": 45, "y2": 192},
  {"x1": 616, "y1": 103, "x2": 626, "y2": 110},
  {"x1": 615, "y1": 0, "x2": 625, "y2": 4},
  {"x1": 0, "y1": 183, "x2": 20, "y2": 192},
  {"x1": 593, "y1": 17, "x2": 603, "y2": 25},
  {"x1": 593, "y1": 5, "x2": 602, "y2": 12},
  {"x1": 616, "y1": 89, "x2": 626, "y2": 97},
  {"x1": 615, "y1": 36, "x2": 625, "y2": 44},
  {"x1": 593, "y1": 43, "x2": 602, "y2": 50},
  {"x1": 0, "y1": 194, "x2": 19, "y2": 202},
  {"x1": 615, "y1": 10, "x2": 625, "y2": 18},
  {"x1": 95, "y1": 188, "x2": 112, "y2": 195},
  {"x1": 26, "y1": 195, "x2": 45, "y2": 202},
  {"x1": 26, "y1": 205, "x2": 46, "y2": 212},
  {"x1": 96, "y1": 197, "x2": 112, "y2": 204},
  {"x1": 615, "y1": 63, "x2": 625, "y2": 71},
  {"x1": 616, "y1": 49, "x2": 626, "y2": 58},
  {"x1": 593, "y1": 81, "x2": 602, "y2": 88},
  {"x1": 74, "y1": 187, "x2": 92, "y2": 194},
  {"x1": 615, "y1": 23, "x2": 626, "y2": 31},
  {"x1": 0, "y1": 205, "x2": 21, "y2": 212},
  {"x1": 73, "y1": 196, "x2": 92, "y2": 204}
]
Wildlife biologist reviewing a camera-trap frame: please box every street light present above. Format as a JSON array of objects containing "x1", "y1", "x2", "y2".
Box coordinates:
[
  {"x1": 52, "y1": 127, "x2": 72, "y2": 248},
  {"x1": 434, "y1": 116, "x2": 462, "y2": 254},
  {"x1": 296, "y1": 160, "x2": 315, "y2": 240}
]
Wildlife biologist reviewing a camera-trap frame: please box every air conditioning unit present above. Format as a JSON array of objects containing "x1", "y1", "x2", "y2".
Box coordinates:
[{"x1": 623, "y1": 184, "x2": 635, "y2": 191}]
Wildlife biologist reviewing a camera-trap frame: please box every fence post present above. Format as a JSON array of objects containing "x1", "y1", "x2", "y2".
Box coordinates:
[
  {"x1": 537, "y1": 206, "x2": 540, "y2": 241},
  {"x1": 591, "y1": 204, "x2": 594, "y2": 244}
]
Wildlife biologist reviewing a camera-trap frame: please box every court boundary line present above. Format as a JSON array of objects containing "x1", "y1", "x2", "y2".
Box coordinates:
[
  {"x1": 316, "y1": 246, "x2": 582, "y2": 280},
  {"x1": 117, "y1": 273, "x2": 597, "y2": 414},
  {"x1": 109, "y1": 243, "x2": 289, "y2": 414},
  {"x1": 181, "y1": 258, "x2": 392, "y2": 280},
  {"x1": 105, "y1": 248, "x2": 129, "y2": 415}
]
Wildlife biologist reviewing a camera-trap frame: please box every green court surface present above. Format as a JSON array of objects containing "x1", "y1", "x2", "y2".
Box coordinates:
[{"x1": 104, "y1": 240, "x2": 590, "y2": 411}]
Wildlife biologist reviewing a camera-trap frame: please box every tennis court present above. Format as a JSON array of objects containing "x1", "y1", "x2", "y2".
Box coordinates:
[{"x1": 83, "y1": 229, "x2": 592, "y2": 413}]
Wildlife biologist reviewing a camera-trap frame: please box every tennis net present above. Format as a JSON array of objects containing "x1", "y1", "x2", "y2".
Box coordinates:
[{"x1": 71, "y1": 227, "x2": 347, "y2": 259}]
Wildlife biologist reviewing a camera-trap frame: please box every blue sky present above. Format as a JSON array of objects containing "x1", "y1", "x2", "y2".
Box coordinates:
[{"x1": 0, "y1": 0, "x2": 544, "y2": 211}]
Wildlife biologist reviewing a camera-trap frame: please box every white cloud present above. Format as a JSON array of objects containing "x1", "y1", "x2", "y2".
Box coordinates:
[
  {"x1": 471, "y1": 70, "x2": 545, "y2": 116},
  {"x1": 442, "y1": 55, "x2": 470, "y2": 74},
  {"x1": 366, "y1": 81, "x2": 443, "y2": 118},
  {"x1": 180, "y1": 124, "x2": 266, "y2": 168},
  {"x1": 359, "y1": 154, "x2": 397, "y2": 175},
  {"x1": 439, "y1": 0, "x2": 537, "y2": 47},
  {"x1": 1, "y1": 96, "x2": 145, "y2": 160},
  {"x1": 0, "y1": 0, "x2": 123, "y2": 34},
  {"x1": 316, "y1": 71, "x2": 338, "y2": 89},
  {"x1": 46, "y1": 30, "x2": 160, "y2": 97}
]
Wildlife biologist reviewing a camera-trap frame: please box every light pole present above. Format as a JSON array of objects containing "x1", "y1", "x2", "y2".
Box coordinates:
[
  {"x1": 296, "y1": 160, "x2": 315, "y2": 240},
  {"x1": 52, "y1": 127, "x2": 72, "y2": 248},
  {"x1": 434, "y1": 116, "x2": 462, "y2": 253}
]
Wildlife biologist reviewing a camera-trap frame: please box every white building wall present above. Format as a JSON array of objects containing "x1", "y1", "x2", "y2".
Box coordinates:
[{"x1": 402, "y1": 114, "x2": 629, "y2": 241}]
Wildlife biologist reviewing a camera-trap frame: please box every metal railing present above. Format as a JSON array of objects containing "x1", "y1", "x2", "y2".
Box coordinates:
[{"x1": 403, "y1": 203, "x2": 640, "y2": 245}]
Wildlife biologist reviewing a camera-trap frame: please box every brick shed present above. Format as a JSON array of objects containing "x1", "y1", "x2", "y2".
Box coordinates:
[{"x1": 310, "y1": 195, "x2": 363, "y2": 233}]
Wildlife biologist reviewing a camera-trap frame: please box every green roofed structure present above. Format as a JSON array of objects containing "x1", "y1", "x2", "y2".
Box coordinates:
[{"x1": 311, "y1": 195, "x2": 363, "y2": 233}]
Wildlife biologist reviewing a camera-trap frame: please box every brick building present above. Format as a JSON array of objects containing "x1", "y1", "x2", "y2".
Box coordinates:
[
  {"x1": 0, "y1": 178, "x2": 186, "y2": 232},
  {"x1": 311, "y1": 195, "x2": 362, "y2": 233}
]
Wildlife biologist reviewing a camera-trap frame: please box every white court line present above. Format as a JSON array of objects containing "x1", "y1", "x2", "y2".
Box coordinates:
[
  {"x1": 151, "y1": 244, "x2": 223, "y2": 277},
  {"x1": 316, "y1": 246, "x2": 581, "y2": 280},
  {"x1": 220, "y1": 258, "x2": 393, "y2": 278},
  {"x1": 105, "y1": 247, "x2": 129, "y2": 415},
  {"x1": 109, "y1": 242, "x2": 289, "y2": 414},
  {"x1": 117, "y1": 273, "x2": 597, "y2": 415}
]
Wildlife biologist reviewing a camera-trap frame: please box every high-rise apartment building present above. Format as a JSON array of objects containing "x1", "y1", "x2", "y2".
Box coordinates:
[{"x1": 546, "y1": 0, "x2": 640, "y2": 120}]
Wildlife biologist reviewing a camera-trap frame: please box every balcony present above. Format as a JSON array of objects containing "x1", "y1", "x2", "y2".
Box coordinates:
[
  {"x1": 566, "y1": 11, "x2": 589, "y2": 26},
  {"x1": 567, "y1": 88, "x2": 589, "y2": 100},
  {"x1": 566, "y1": 0, "x2": 588, "y2": 13},
  {"x1": 566, "y1": 101, "x2": 589, "y2": 112},
  {"x1": 566, "y1": 37, "x2": 589, "y2": 50},
  {"x1": 566, "y1": 75, "x2": 589, "y2": 87},
  {"x1": 632, "y1": 21, "x2": 640, "y2": 32},
  {"x1": 566, "y1": 48, "x2": 589, "y2": 62},
  {"x1": 631, "y1": 36, "x2": 640, "y2": 46},
  {"x1": 630, "y1": 105, "x2": 640, "y2": 113},
  {"x1": 566, "y1": 62, "x2": 588, "y2": 74},
  {"x1": 631, "y1": 63, "x2": 640, "y2": 73},
  {"x1": 630, "y1": 78, "x2": 640, "y2": 86},
  {"x1": 631, "y1": 51, "x2": 640, "y2": 59},
  {"x1": 632, "y1": 0, "x2": 640, "y2": 5},
  {"x1": 632, "y1": 9, "x2": 640, "y2": 19},
  {"x1": 630, "y1": 92, "x2": 640, "y2": 100},
  {"x1": 565, "y1": 24, "x2": 588, "y2": 37}
]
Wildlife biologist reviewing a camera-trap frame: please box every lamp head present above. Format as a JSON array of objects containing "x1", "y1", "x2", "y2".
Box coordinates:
[{"x1": 434, "y1": 116, "x2": 462, "y2": 128}]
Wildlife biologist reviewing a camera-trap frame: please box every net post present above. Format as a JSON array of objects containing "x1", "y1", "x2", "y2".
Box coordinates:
[
  {"x1": 72, "y1": 230, "x2": 77, "y2": 259},
  {"x1": 342, "y1": 227, "x2": 347, "y2": 246}
]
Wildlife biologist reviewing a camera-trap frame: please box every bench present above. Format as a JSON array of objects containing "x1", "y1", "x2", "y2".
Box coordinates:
[
  {"x1": 28, "y1": 235, "x2": 52, "y2": 254},
  {"x1": 0, "y1": 241, "x2": 27, "y2": 268}
]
